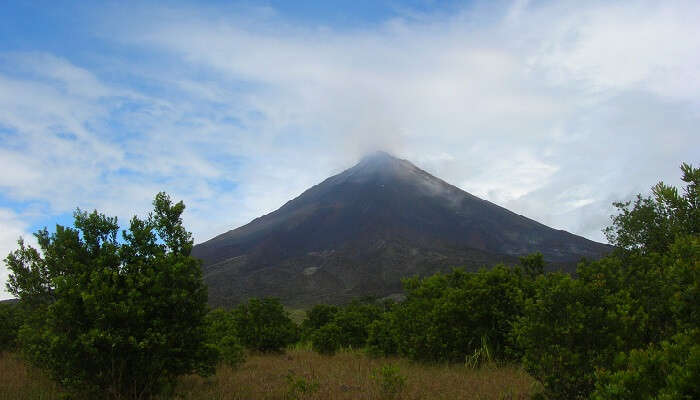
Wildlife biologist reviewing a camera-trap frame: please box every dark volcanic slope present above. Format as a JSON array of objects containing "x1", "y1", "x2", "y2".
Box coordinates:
[{"x1": 193, "y1": 152, "x2": 610, "y2": 307}]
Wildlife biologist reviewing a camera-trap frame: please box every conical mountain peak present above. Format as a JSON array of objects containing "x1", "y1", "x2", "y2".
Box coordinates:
[
  {"x1": 339, "y1": 151, "x2": 427, "y2": 186},
  {"x1": 192, "y1": 154, "x2": 611, "y2": 307},
  {"x1": 355, "y1": 151, "x2": 410, "y2": 171},
  {"x1": 359, "y1": 150, "x2": 398, "y2": 163}
]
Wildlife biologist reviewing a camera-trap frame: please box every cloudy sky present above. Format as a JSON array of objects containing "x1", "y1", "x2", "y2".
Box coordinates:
[{"x1": 1, "y1": 0, "x2": 699, "y2": 299}]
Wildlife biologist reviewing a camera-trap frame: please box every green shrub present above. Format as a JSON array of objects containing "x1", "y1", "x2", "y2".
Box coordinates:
[
  {"x1": 204, "y1": 308, "x2": 245, "y2": 367},
  {"x1": 593, "y1": 330, "x2": 700, "y2": 400},
  {"x1": 604, "y1": 162, "x2": 698, "y2": 255},
  {"x1": 0, "y1": 302, "x2": 21, "y2": 351},
  {"x1": 388, "y1": 266, "x2": 527, "y2": 363},
  {"x1": 514, "y1": 236, "x2": 697, "y2": 399},
  {"x1": 4, "y1": 193, "x2": 217, "y2": 398},
  {"x1": 366, "y1": 313, "x2": 398, "y2": 357},
  {"x1": 514, "y1": 163, "x2": 699, "y2": 399},
  {"x1": 233, "y1": 297, "x2": 299, "y2": 352},
  {"x1": 332, "y1": 301, "x2": 382, "y2": 349},
  {"x1": 305, "y1": 300, "x2": 383, "y2": 354},
  {"x1": 311, "y1": 322, "x2": 342, "y2": 355},
  {"x1": 218, "y1": 335, "x2": 246, "y2": 367},
  {"x1": 301, "y1": 304, "x2": 338, "y2": 339},
  {"x1": 513, "y1": 272, "x2": 622, "y2": 399},
  {"x1": 371, "y1": 363, "x2": 406, "y2": 399},
  {"x1": 285, "y1": 372, "x2": 320, "y2": 400},
  {"x1": 666, "y1": 235, "x2": 700, "y2": 333}
]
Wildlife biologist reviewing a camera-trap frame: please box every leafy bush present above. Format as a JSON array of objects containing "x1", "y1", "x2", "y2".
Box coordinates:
[
  {"x1": 589, "y1": 236, "x2": 699, "y2": 400},
  {"x1": 218, "y1": 335, "x2": 246, "y2": 367},
  {"x1": 666, "y1": 235, "x2": 700, "y2": 333},
  {"x1": 304, "y1": 300, "x2": 383, "y2": 354},
  {"x1": 4, "y1": 193, "x2": 216, "y2": 398},
  {"x1": 366, "y1": 313, "x2": 398, "y2": 357},
  {"x1": 205, "y1": 308, "x2": 245, "y2": 367},
  {"x1": 0, "y1": 302, "x2": 21, "y2": 351},
  {"x1": 301, "y1": 304, "x2": 338, "y2": 339},
  {"x1": 371, "y1": 364, "x2": 406, "y2": 399},
  {"x1": 593, "y1": 330, "x2": 700, "y2": 400},
  {"x1": 514, "y1": 273, "x2": 620, "y2": 399},
  {"x1": 516, "y1": 233, "x2": 696, "y2": 400},
  {"x1": 515, "y1": 163, "x2": 699, "y2": 399},
  {"x1": 233, "y1": 297, "x2": 299, "y2": 352},
  {"x1": 332, "y1": 301, "x2": 383, "y2": 349},
  {"x1": 382, "y1": 265, "x2": 528, "y2": 363},
  {"x1": 285, "y1": 372, "x2": 320, "y2": 399},
  {"x1": 604, "y1": 162, "x2": 698, "y2": 254},
  {"x1": 311, "y1": 322, "x2": 343, "y2": 355}
]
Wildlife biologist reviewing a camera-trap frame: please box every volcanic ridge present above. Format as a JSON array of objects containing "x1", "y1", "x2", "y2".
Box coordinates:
[{"x1": 192, "y1": 151, "x2": 610, "y2": 307}]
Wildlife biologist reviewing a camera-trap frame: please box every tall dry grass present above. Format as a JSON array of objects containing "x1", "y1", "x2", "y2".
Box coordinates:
[
  {"x1": 0, "y1": 349, "x2": 540, "y2": 399},
  {"x1": 170, "y1": 348, "x2": 540, "y2": 400},
  {"x1": 0, "y1": 352, "x2": 61, "y2": 400}
]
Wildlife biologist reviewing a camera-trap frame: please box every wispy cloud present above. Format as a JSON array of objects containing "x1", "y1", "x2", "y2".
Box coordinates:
[{"x1": 1, "y1": 0, "x2": 699, "y2": 298}]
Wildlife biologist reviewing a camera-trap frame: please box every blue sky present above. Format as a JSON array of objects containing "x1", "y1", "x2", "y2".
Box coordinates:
[{"x1": 1, "y1": 0, "x2": 699, "y2": 298}]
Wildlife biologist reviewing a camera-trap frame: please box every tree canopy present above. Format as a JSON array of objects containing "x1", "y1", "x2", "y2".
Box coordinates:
[{"x1": 5, "y1": 192, "x2": 216, "y2": 399}]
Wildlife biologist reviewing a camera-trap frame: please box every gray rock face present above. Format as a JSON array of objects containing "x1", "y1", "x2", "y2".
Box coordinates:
[{"x1": 193, "y1": 151, "x2": 611, "y2": 307}]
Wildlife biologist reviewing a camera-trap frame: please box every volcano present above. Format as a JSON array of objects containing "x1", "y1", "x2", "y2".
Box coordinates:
[{"x1": 193, "y1": 151, "x2": 610, "y2": 307}]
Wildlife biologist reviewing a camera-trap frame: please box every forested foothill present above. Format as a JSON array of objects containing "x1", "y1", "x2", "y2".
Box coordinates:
[{"x1": 1, "y1": 163, "x2": 697, "y2": 399}]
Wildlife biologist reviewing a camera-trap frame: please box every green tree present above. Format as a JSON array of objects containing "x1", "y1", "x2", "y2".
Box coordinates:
[
  {"x1": 4, "y1": 192, "x2": 216, "y2": 399},
  {"x1": 516, "y1": 231, "x2": 698, "y2": 400},
  {"x1": 0, "y1": 301, "x2": 22, "y2": 351},
  {"x1": 332, "y1": 301, "x2": 383, "y2": 349},
  {"x1": 605, "y1": 162, "x2": 698, "y2": 254},
  {"x1": 366, "y1": 312, "x2": 399, "y2": 357},
  {"x1": 303, "y1": 300, "x2": 384, "y2": 355},
  {"x1": 514, "y1": 273, "x2": 621, "y2": 399},
  {"x1": 591, "y1": 235, "x2": 699, "y2": 400},
  {"x1": 232, "y1": 297, "x2": 299, "y2": 352},
  {"x1": 519, "y1": 252, "x2": 545, "y2": 279},
  {"x1": 515, "y1": 163, "x2": 699, "y2": 399},
  {"x1": 301, "y1": 304, "x2": 338, "y2": 340},
  {"x1": 593, "y1": 330, "x2": 700, "y2": 400},
  {"x1": 374, "y1": 266, "x2": 527, "y2": 363},
  {"x1": 204, "y1": 308, "x2": 245, "y2": 367},
  {"x1": 311, "y1": 322, "x2": 343, "y2": 355}
]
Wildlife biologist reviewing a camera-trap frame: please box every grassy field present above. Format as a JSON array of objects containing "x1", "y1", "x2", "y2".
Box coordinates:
[{"x1": 1, "y1": 349, "x2": 539, "y2": 399}]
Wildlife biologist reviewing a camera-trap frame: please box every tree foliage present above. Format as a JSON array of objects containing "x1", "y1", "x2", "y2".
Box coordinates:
[
  {"x1": 4, "y1": 192, "x2": 216, "y2": 399},
  {"x1": 0, "y1": 301, "x2": 21, "y2": 351},
  {"x1": 303, "y1": 300, "x2": 385, "y2": 354},
  {"x1": 514, "y1": 272, "x2": 621, "y2": 399},
  {"x1": 301, "y1": 304, "x2": 338, "y2": 339},
  {"x1": 605, "y1": 162, "x2": 698, "y2": 254},
  {"x1": 204, "y1": 308, "x2": 245, "y2": 367},
  {"x1": 515, "y1": 163, "x2": 699, "y2": 399},
  {"x1": 365, "y1": 265, "x2": 531, "y2": 363},
  {"x1": 232, "y1": 297, "x2": 299, "y2": 352},
  {"x1": 311, "y1": 322, "x2": 343, "y2": 355},
  {"x1": 593, "y1": 330, "x2": 700, "y2": 400}
]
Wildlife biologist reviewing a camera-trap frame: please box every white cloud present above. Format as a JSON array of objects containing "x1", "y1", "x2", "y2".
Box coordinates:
[
  {"x1": 114, "y1": 0, "x2": 698, "y2": 240},
  {"x1": 530, "y1": 1, "x2": 700, "y2": 103}
]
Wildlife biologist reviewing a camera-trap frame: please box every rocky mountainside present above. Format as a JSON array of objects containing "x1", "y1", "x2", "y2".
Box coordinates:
[{"x1": 193, "y1": 152, "x2": 611, "y2": 307}]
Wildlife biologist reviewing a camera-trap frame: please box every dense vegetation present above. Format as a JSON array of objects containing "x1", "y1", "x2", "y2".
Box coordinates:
[
  {"x1": 3, "y1": 163, "x2": 698, "y2": 399},
  {"x1": 298, "y1": 162, "x2": 699, "y2": 399},
  {"x1": 4, "y1": 193, "x2": 218, "y2": 398}
]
